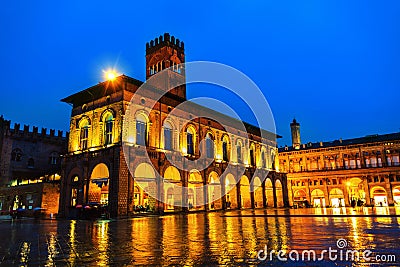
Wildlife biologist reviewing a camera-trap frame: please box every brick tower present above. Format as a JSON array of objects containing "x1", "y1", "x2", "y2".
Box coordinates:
[
  {"x1": 145, "y1": 33, "x2": 186, "y2": 100},
  {"x1": 290, "y1": 118, "x2": 301, "y2": 150}
]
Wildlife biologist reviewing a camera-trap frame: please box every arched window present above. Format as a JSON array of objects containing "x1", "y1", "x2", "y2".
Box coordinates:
[
  {"x1": 249, "y1": 146, "x2": 255, "y2": 166},
  {"x1": 104, "y1": 112, "x2": 114, "y2": 145},
  {"x1": 79, "y1": 118, "x2": 90, "y2": 150},
  {"x1": 261, "y1": 151, "x2": 266, "y2": 168},
  {"x1": 222, "y1": 135, "x2": 229, "y2": 162},
  {"x1": 136, "y1": 114, "x2": 147, "y2": 146},
  {"x1": 206, "y1": 133, "x2": 214, "y2": 158},
  {"x1": 236, "y1": 140, "x2": 243, "y2": 163},
  {"x1": 187, "y1": 127, "x2": 195, "y2": 156},
  {"x1": 164, "y1": 122, "x2": 173, "y2": 150},
  {"x1": 11, "y1": 148, "x2": 23, "y2": 162}
]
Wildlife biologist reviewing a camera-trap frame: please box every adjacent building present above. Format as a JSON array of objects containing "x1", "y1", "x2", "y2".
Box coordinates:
[
  {"x1": 279, "y1": 119, "x2": 400, "y2": 208},
  {"x1": 0, "y1": 116, "x2": 67, "y2": 215},
  {"x1": 58, "y1": 33, "x2": 289, "y2": 218}
]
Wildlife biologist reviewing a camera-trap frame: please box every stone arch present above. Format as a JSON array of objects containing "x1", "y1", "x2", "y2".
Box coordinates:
[
  {"x1": 393, "y1": 186, "x2": 400, "y2": 206},
  {"x1": 208, "y1": 171, "x2": 222, "y2": 210},
  {"x1": 225, "y1": 173, "x2": 237, "y2": 209},
  {"x1": 163, "y1": 166, "x2": 182, "y2": 211},
  {"x1": 134, "y1": 162, "x2": 156, "y2": 179},
  {"x1": 133, "y1": 163, "x2": 157, "y2": 211},
  {"x1": 100, "y1": 108, "x2": 116, "y2": 121},
  {"x1": 78, "y1": 116, "x2": 91, "y2": 127},
  {"x1": 371, "y1": 186, "x2": 388, "y2": 206},
  {"x1": 164, "y1": 166, "x2": 181, "y2": 181},
  {"x1": 240, "y1": 175, "x2": 251, "y2": 208},
  {"x1": 188, "y1": 169, "x2": 204, "y2": 210},
  {"x1": 293, "y1": 189, "x2": 307, "y2": 203},
  {"x1": 329, "y1": 188, "x2": 345, "y2": 207},
  {"x1": 252, "y1": 177, "x2": 263, "y2": 208},
  {"x1": 275, "y1": 179, "x2": 284, "y2": 207},
  {"x1": 88, "y1": 163, "x2": 110, "y2": 205},
  {"x1": 311, "y1": 189, "x2": 326, "y2": 208},
  {"x1": 265, "y1": 178, "x2": 274, "y2": 207},
  {"x1": 347, "y1": 178, "x2": 366, "y2": 202}
]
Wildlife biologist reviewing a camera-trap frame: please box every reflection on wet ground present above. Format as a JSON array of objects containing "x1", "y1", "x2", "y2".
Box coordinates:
[{"x1": 0, "y1": 207, "x2": 399, "y2": 266}]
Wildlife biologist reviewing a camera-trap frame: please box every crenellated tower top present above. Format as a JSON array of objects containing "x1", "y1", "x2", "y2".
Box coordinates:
[{"x1": 145, "y1": 33, "x2": 186, "y2": 99}]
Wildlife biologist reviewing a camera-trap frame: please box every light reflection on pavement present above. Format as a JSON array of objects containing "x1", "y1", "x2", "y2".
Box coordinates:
[{"x1": 0, "y1": 207, "x2": 399, "y2": 266}]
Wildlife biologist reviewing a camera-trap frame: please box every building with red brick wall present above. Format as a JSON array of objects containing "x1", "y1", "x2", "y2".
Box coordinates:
[
  {"x1": 0, "y1": 181, "x2": 60, "y2": 218},
  {"x1": 0, "y1": 116, "x2": 67, "y2": 187},
  {"x1": 58, "y1": 33, "x2": 288, "y2": 218}
]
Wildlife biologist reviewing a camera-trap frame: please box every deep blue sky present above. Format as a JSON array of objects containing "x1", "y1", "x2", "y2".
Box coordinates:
[{"x1": 1, "y1": 1, "x2": 399, "y2": 147}]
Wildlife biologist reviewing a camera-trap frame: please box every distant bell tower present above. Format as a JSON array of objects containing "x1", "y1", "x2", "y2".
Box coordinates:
[
  {"x1": 290, "y1": 119, "x2": 301, "y2": 149},
  {"x1": 145, "y1": 33, "x2": 186, "y2": 100}
]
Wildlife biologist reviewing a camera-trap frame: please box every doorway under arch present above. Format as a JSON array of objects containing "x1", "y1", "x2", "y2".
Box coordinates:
[
  {"x1": 311, "y1": 189, "x2": 326, "y2": 208},
  {"x1": 240, "y1": 176, "x2": 251, "y2": 208},
  {"x1": 225, "y1": 173, "x2": 237, "y2": 209},
  {"x1": 163, "y1": 166, "x2": 182, "y2": 211},
  {"x1": 89, "y1": 163, "x2": 109, "y2": 205},
  {"x1": 188, "y1": 170, "x2": 204, "y2": 210},
  {"x1": 275, "y1": 179, "x2": 284, "y2": 207},
  {"x1": 208, "y1": 172, "x2": 222, "y2": 210},
  {"x1": 371, "y1": 186, "x2": 388, "y2": 207},
  {"x1": 329, "y1": 188, "x2": 345, "y2": 208},
  {"x1": 134, "y1": 163, "x2": 157, "y2": 211},
  {"x1": 253, "y1": 177, "x2": 263, "y2": 208},
  {"x1": 265, "y1": 178, "x2": 274, "y2": 207}
]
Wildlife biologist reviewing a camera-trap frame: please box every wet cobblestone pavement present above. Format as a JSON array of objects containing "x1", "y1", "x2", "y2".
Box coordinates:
[{"x1": 0, "y1": 207, "x2": 400, "y2": 266}]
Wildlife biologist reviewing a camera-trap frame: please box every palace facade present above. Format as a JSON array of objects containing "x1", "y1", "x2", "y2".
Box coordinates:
[
  {"x1": 58, "y1": 33, "x2": 288, "y2": 218},
  {"x1": 279, "y1": 119, "x2": 400, "y2": 208},
  {"x1": 0, "y1": 116, "x2": 67, "y2": 214}
]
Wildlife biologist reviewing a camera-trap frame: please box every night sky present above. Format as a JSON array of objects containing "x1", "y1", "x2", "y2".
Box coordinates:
[{"x1": 1, "y1": 1, "x2": 399, "y2": 147}]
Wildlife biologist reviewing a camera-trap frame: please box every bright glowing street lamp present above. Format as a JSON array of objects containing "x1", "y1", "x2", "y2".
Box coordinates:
[{"x1": 103, "y1": 69, "x2": 118, "y2": 81}]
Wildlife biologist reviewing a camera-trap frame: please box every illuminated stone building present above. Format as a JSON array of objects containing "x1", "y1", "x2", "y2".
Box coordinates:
[
  {"x1": 0, "y1": 115, "x2": 67, "y2": 214},
  {"x1": 58, "y1": 33, "x2": 288, "y2": 218},
  {"x1": 279, "y1": 119, "x2": 400, "y2": 208}
]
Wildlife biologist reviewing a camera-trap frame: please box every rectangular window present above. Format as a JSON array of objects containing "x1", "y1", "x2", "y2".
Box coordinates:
[
  {"x1": 349, "y1": 160, "x2": 356, "y2": 169},
  {"x1": 136, "y1": 121, "x2": 146, "y2": 146},
  {"x1": 237, "y1": 146, "x2": 242, "y2": 163},
  {"x1": 223, "y1": 142, "x2": 228, "y2": 161},
  {"x1": 187, "y1": 133, "x2": 194, "y2": 155},
  {"x1": 164, "y1": 128, "x2": 172, "y2": 150},
  {"x1": 250, "y1": 149, "x2": 255, "y2": 166},
  {"x1": 393, "y1": 156, "x2": 400, "y2": 166},
  {"x1": 206, "y1": 138, "x2": 214, "y2": 158},
  {"x1": 370, "y1": 158, "x2": 377, "y2": 167},
  {"x1": 80, "y1": 127, "x2": 89, "y2": 150},
  {"x1": 105, "y1": 120, "x2": 113, "y2": 145}
]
